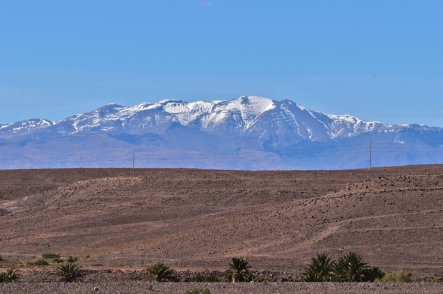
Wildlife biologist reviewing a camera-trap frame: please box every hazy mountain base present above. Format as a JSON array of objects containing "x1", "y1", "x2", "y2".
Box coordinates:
[{"x1": 0, "y1": 130, "x2": 442, "y2": 169}]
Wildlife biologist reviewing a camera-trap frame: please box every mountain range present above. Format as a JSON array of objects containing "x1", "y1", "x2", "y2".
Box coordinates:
[{"x1": 1, "y1": 96, "x2": 442, "y2": 169}]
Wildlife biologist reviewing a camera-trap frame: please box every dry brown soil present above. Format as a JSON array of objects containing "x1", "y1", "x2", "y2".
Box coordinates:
[
  {"x1": 0, "y1": 166, "x2": 442, "y2": 282},
  {"x1": 1, "y1": 282, "x2": 443, "y2": 294}
]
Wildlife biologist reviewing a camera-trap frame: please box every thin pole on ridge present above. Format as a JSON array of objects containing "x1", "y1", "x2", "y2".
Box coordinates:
[
  {"x1": 369, "y1": 140, "x2": 372, "y2": 169},
  {"x1": 132, "y1": 152, "x2": 135, "y2": 176}
]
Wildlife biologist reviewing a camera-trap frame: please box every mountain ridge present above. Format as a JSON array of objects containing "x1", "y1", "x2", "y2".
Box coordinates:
[{"x1": 1, "y1": 96, "x2": 442, "y2": 169}]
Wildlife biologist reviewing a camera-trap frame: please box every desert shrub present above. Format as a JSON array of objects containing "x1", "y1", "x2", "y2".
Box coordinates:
[
  {"x1": 194, "y1": 272, "x2": 222, "y2": 282},
  {"x1": 91, "y1": 263, "x2": 104, "y2": 267},
  {"x1": 363, "y1": 267, "x2": 385, "y2": 282},
  {"x1": 251, "y1": 275, "x2": 266, "y2": 282},
  {"x1": 67, "y1": 256, "x2": 79, "y2": 263},
  {"x1": 303, "y1": 253, "x2": 335, "y2": 282},
  {"x1": 333, "y1": 252, "x2": 369, "y2": 282},
  {"x1": 27, "y1": 259, "x2": 49, "y2": 267},
  {"x1": 226, "y1": 257, "x2": 253, "y2": 283},
  {"x1": 376, "y1": 270, "x2": 414, "y2": 283},
  {"x1": 42, "y1": 253, "x2": 60, "y2": 259},
  {"x1": 147, "y1": 262, "x2": 175, "y2": 282},
  {"x1": 185, "y1": 288, "x2": 211, "y2": 294},
  {"x1": 52, "y1": 257, "x2": 64, "y2": 264},
  {"x1": 57, "y1": 262, "x2": 82, "y2": 282},
  {"x1": 0, "y1": 269, "x2": 19, "y2": 283}
]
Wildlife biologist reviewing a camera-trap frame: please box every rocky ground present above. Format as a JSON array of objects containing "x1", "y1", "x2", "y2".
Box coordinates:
[
  {"x1": 1, "y1": 282, "x2": 443, "y2": 294},
  {"x1": 1, "y1": 166, "x2": 443, "y2": 292}
]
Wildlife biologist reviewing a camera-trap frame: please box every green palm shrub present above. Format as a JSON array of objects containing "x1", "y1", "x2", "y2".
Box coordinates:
[
  {"x1": 0, "y1": 269, "x2": 18, "y2": 283},
  {"x1": 333, "y1": 252, "x2": 369, "y2": 282},
  {"x1": 376, "y1": 270, "x2": 413, "y2": 283},
  {"x1": 57, "y1": 262, "x2": 82, "y2": 282},
  {"x1": 302, "y1": 253, "x2": 336, "y2": 282},
  {"x1": 226, "y1": 257, "x2": 253, "y2": 283},
  {"x1": 147, "y1": 262, "x2": 175, "y2": 282},
  {"x1": 303, "y1": 252, "x2": 387, "y2": 282}
]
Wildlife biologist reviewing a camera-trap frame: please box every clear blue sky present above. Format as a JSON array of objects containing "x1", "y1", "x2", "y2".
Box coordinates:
[{"x1": 1, "y1": 0, "x2": 442, "y2": 126}]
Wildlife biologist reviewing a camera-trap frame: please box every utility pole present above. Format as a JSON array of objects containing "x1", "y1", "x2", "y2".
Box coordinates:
[
  {"x1": 132, "y1": 152, "x2": 135, "y2": 176},
  {"x1": 369, "y1": 140, "x2": 372, "y2": 169}
]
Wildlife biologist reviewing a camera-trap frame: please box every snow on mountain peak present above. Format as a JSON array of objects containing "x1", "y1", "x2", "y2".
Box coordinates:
[
  {"x1": 232, "y1": 96, "x2": 275, "y2": 112},
  {"x1": 0, "y1": 118, "x2": 55, "y2": 138},
  {"x1": 1, "y1": 96, "x2": 431, "y2": 142}
]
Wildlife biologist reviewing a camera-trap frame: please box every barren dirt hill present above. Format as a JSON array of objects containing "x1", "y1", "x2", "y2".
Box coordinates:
[{"x1": 0, "y1": 166, "x2": 442, "y2": 277}]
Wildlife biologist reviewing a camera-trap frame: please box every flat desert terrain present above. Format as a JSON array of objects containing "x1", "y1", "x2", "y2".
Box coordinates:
[{"x1": 1, "y1": 166, "x2": 443, "y2": 292}]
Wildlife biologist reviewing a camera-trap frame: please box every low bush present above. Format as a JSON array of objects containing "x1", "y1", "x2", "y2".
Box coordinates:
[
  {"x1": 376, "y1": 270, "x2": 414, "y2": 283},
  {"x1": 194, "y1": 272, "x2": 222, "y2": 282},
  {"x1": 0, "y1": 269, "x2": 19, "y2": 283},
  {"x1": 27, "y1": 259, "x2": 49, "y2": 267},
  {"x1": 67, "y1": 256, "x2": 79, "y2": 263},
  {"x1": 363, "y1": 267, "x2": 385, "y2": 282},
  {"x1": 185, "y1": 288, "x2": 211, "y2": 294},
  {"x1": 147, "y1": 262, "x2": 175, "y2": 282},
  {"x1": 42, "y1": 253, "x2": 60, "y2": 259},
  {"x1": 52, "y1": 257, "x2": 65, "y2": 264},
  {"x1": 57, "y1": 262, "x2": 82, "y2": 282}
]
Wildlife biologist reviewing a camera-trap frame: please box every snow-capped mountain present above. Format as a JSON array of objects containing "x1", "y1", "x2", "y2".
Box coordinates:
[
  {"x1": 1, "y1": 96, "x2": 442, "y2": 169},
  {"x1": 0, "y1": 96, "x2": 392, "y2": 139},
  {"x1": 0, "y1": 118, "x2": 54, "y2": 139}
]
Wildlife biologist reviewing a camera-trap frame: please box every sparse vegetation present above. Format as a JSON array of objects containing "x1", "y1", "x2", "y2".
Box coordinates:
[
  {"x1": 226, "y1": 257, "x2": 253, "y2": 283},
  {"x1": 147, "y1": 262, "x2": 175, "y2": 282},
  {"x1": 67, "y1": 256, "x2": 79, "y2": 263},
  {"x1": 0, "y1": 269, "x2": 19, "y2": 283},
  {"x1": 37, "y1": 253, "x2": 74, "y2": 264},
  {"x1": 27, "y1": 259, "x2": 49, "y2": 267},
  {"x1": 91, "y1": 263, "x2": 104, "y2": 267},
  {"x1": 376, "y1": 270, "x2": 414, "y2": 283},
  {"x1": 52, "y1": 257, "x2": 65, "y2": 264},
  {"x1": 42, "y1": 253, "x2": 60, "y2": 259},
  {"x1": 194, "y1": 272, "x2": 222, "y2": 282},
  {"x1": 57, "y1": 262, "x2": 82, "y2": 282},
  {"x1": 185, "y1": 288, "x2": 211, "y2": 294}
]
